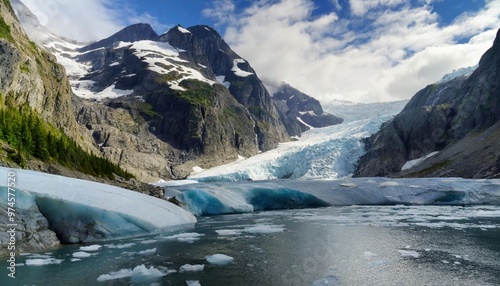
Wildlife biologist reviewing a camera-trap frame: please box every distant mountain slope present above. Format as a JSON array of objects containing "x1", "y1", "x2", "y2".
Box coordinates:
[
  {"x1": 354, "y1": 29, "x2": 500, "y2": 179},
  {"x1": 0, "y1": 0, "x2": 132, "y2": 179},
  {"x1": 272, "y1": 83, "x2": 343, "y2": 136}
]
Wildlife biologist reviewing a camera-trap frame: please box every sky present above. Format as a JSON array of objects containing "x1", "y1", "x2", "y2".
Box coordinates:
[{"x1": 19, "y1": 0, "x2": 500, "y2": 103}]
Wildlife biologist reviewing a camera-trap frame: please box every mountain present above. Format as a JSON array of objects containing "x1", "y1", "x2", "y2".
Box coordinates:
[
  {"x1": 272, "y1": 83, "x2": 343, "y2": 136},
  {"x1": 354, "y1": 29, "x2": 500, "y2": 179},
  {"x1": 10, "y1": 1, "x2": 339, "y2": 181},
  {"x1": 65, "y1": 24, "x2": 292, "y2": 180}
]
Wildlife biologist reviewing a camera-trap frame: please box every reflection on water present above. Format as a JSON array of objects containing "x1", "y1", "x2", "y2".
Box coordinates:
[{"x1": 2, "y1": 205, "x2": 499, "y2": 286}]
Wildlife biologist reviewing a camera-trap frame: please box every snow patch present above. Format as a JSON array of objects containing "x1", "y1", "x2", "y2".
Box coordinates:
[
  {"x1": 193, "y1": 166, "x2": 204, "y2": 173},
  {"x1": 187, "y1": 281, "x2": 202, "y2": 286},
  {"x1": 178, "y1": 26, "x2": 191, "y2": 34},
  {"x1": 297, "y1": 117, "x2": 315, "y2": 129},
  {"x1": 216, "y1": 75, "x2": 230, "y2": 89},
  {"x1": 401, "y1": 152, "x2": 439, "y2": 171},
  {"x1": 231, "y1": 59, "x2": 253, "y2": 77}
]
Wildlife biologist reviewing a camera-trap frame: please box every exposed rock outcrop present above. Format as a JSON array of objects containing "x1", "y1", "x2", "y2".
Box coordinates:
[
  {"x1": 272, "y1": 83, "x2": 343, "y2": 136},
  {"x1": 354, "y1": 29, "x2": 500, "y2": 178},
  {"x1": 0, "y1": 190, "x2": 59, "y2": 258}
]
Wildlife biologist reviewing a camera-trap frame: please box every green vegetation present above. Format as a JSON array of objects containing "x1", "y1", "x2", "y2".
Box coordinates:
[
  {"x1": 19, "y1": 64, "x2": 30, "y2": 73},
  {"x1": 0, "y1": 98, "x2": 134, "y2": 180},
  {"x1": 176, "y1": 79, "x2": 216, "y2": 106},
  {"x1": 248, "y1": 106, "x2": 270, "y2": 118},
  {"x1": 132, "y1": 101, "x2": 158, "y2": 117},
  {"x1": 0, "y1": 15, "x2": 13, "y2": 43},
  {"x1": 415, "y1": 160, "x2": 450, "y2": 176}
]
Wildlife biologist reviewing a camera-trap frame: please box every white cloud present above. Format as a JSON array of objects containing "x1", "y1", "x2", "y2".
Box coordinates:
[
  {"x1": 349, "y1": 0, "x2": 406, "y2": 16},
  {"x1": 19, "y1": 0, "x2": 167, "y2": 42},
  {"x1": 207, "y1": 0, "x2": 500, "y2": 102}
]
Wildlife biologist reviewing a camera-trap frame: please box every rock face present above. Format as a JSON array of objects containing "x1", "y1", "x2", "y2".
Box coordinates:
[
  {"x1": 272, "y1": 83, "x2": 343, "y2": 136},
  {"x1": 0, "y1": 190, "x2": 59, "y2": 258},
  {"x1": 0, "y1": 0, "x2": 81, "y2": 140},
  {"x1": 354, "y1": 29, "x2": 500, "y2": 178}
]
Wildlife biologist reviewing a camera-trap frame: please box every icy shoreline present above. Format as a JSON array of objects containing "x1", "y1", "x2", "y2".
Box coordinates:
[
  {"x1": 0, "y1": 167, "x2": 196, "y2": 255},
  {"x1": 164, "y1": 177, "x2": 500, "y2": 215}
]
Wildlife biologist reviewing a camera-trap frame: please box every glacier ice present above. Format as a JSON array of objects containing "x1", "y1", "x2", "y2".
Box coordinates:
[
  {"x1": 188, "y1": 101, "x2": 407, "y2": 182},
  {"x1": 0, "y1": 167, "x2": 196, "y2": 243},
  {"x1": 164, "y1": 178, "x2": 500, "y2": 216}
]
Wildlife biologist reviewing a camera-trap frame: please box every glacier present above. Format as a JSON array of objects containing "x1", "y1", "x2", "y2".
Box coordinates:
[
  {"x1": 0, "y1": 168, "x2": 196, "y2": 243},
  {"x1": 163, "y1": 178, "x2": 500, "y2": 216},
  {"x1": 188, "y1": 100, "x2": 408, "y2": 182}
]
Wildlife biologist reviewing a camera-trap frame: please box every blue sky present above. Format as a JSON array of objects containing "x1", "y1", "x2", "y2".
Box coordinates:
[{"x1": 19, "y1": 0, "x2": 500, "y2": 102}]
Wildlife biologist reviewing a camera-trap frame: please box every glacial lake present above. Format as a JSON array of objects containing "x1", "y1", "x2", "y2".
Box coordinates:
[{"x1": 3, "y1": 205, "x2": 500, "y2": 286}]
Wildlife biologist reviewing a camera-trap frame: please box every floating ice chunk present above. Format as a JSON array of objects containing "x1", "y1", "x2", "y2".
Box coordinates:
[
  {"x1": 72, "y1": 251, "x2": 91, "y2": 258},
  {"x1": 80, "y1": 245, "x2": 102, "y2": 251},
  {"x1": 179, "y1": 264, "x2": 205, "y2": 273},
  {"x1": 164, "y1": 232, "x2": 205, "y2": 243},
  {"x1": 71, "y1": 258, "x2": 81, "y2": 262},
  {"x1": 363, "y1": 251, "x2": 377, "y2": 258},
  {"x1": 187, "y1": 281, "x2": 201, "y2": 286},
  {"x1": 138, "y1": 248, "x2": 157, "y2": 255},
  {"x1": 397, "y1": 250, "x2": 420, "y2": 258},
  {"x1": 25, "y1": 258, "x2": 63, "y2": 266},
  {"x1": 311, "y1": 275, "x2": 340, "y2": 286},
  {"x1": 242, "y1": 224, "x2": 285, "y2": 234},
  {"x1": 105, "y1": 243, "x2": 136, "y2": 249},
  {"x1": 441, "y1": 260, "x2": 450, "y2": 264},
  {"x1": 205, "y1": 254, "x2": 234, "y2": 265},
  {"x1": 141, "y1": 239, "x2": 157, "y2": 244},
  {"x1": 96, "y1": 265, "x2": 167, "y2": 282},
  {"x1": 216, "y1": 229, "x2": 243, "y2": 236},
  {"x1": 379, "y1": 181, "x2": 400, "y2": 187}
]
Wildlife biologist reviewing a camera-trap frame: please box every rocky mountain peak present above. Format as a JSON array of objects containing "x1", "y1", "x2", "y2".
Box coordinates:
[
  {"x1": 79, "y1": 23, "x2": 159, "y2": 52},
  {"x1": 354, "y1": 28, "x2": 500, "y2": 178},
  {"x1": 272, "y1": 83, "x2": 343, "y2": 136}
]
